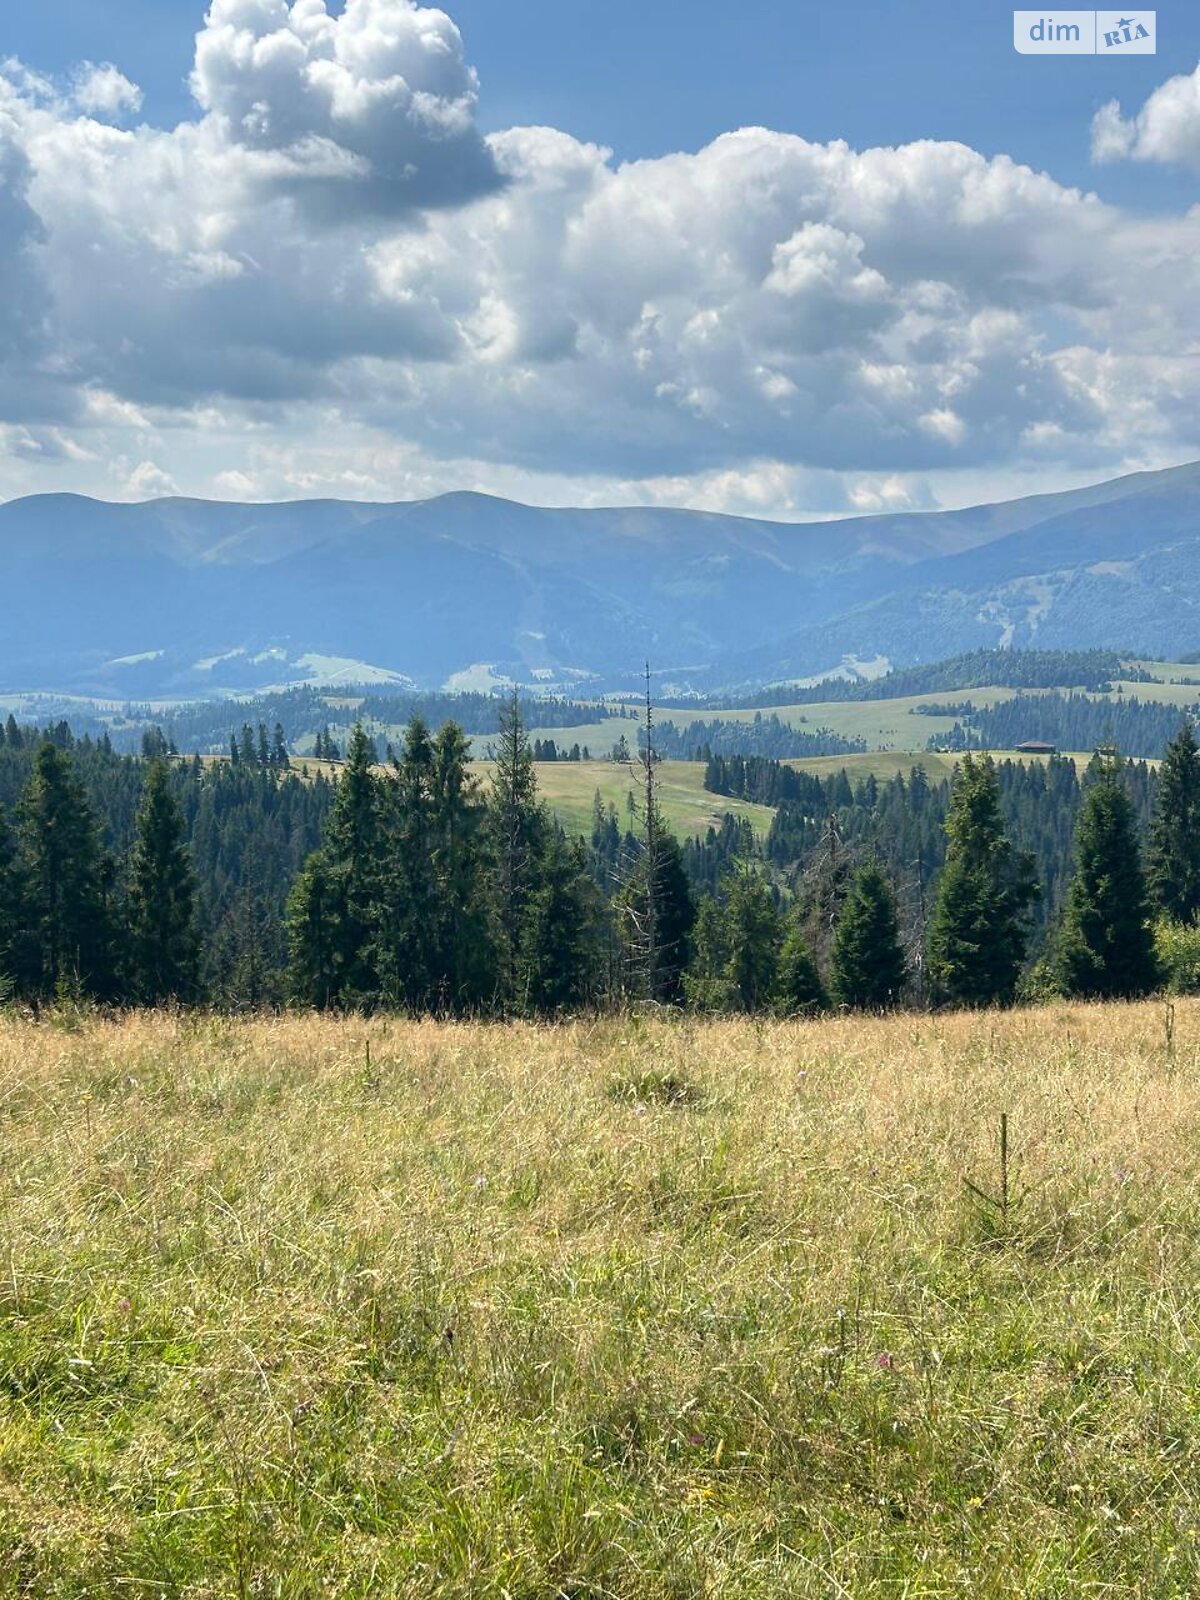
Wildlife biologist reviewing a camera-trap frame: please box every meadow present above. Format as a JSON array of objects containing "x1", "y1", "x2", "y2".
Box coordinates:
[{"x1": 3, "y1": 1002, "x2": 1200, "y2": 1596}]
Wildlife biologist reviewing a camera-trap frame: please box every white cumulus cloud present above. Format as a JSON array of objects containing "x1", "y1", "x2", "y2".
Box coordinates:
[
  {"x1": 190, "y1": 0, "x2": 501, "y2": 216},
  {"x1": 0, "y1": 8, "x2": 1198, "y2": 517},
  {"x1": 1092, "y1": 61, "x2": 1200, "y2": 166},
  {"x1": 72, "y1": 63, "x2": 143, "y2": 120}
]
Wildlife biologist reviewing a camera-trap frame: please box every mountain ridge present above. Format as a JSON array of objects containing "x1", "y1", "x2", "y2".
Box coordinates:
[{"x1": 6, "y1": 460, "x2": 1200, "y2": 698}]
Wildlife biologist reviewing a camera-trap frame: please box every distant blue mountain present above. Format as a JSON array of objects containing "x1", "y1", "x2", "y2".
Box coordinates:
[{"x1": 3, "y1": 460, "x2": 1199, "y2": 698}]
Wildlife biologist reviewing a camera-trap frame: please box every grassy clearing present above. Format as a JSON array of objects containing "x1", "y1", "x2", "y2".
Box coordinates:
[
  {"x1": 261, "y1": 757, "x2": 774, "y2": 843},
  {"x1": 781, "y1": 749, "x2": 1105, "y2": 784},
  {"x1": 3, "y1": 1002, "x2": 1200, "y2": 1595},
  {"x1": 475, "y1": 759, "x2": 776, "y2": 840}
]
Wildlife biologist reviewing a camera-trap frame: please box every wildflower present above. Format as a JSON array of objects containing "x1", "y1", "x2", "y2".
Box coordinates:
[{"x1": 875, "y1": 1351, "x2": 895, "y2": 1370}]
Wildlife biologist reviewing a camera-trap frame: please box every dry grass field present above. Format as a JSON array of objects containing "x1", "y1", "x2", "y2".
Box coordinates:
[{"x1": 3, "y1": 1002, "x2": 1200, "y2": 1596}]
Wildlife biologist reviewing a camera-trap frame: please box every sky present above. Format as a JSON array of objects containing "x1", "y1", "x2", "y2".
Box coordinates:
[{"x1": 0, "y1": 0, "x2": 1198, "y2": 517}]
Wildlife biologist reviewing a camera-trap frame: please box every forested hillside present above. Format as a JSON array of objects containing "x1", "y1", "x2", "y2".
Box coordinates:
[
  {"x1": 935, "y1": 692, "x2": 1193, "y2": 760},
  {"x1": 2, "y1": 701, "x2": 1198, "y2": 1014}
]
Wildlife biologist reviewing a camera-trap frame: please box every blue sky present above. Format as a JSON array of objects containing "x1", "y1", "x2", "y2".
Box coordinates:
[
  {"x1": 9, "y1": 0, "x2": 1197, "y2": 203},
  {"x1": 1, "y1": 1, "x2": 1198, "y2": 515}
]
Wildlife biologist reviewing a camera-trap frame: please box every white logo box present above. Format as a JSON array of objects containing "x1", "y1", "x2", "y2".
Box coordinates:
[{"x1": 1013, "y1": 11, "x2": 1155, "y2": 53}]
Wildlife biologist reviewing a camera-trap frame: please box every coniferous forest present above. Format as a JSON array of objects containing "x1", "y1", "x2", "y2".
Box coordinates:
[{"x1": 1, "y1": 698, "x2": 1198, "y2": 1014}]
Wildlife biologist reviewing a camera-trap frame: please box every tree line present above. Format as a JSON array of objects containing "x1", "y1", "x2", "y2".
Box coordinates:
[
  {"x1": 0, "y1": 702, "x2": 1197, "y2": 1015},
  {"x1": 935, "y1": 691, "x2": 1195, "y2": 761},
  {"x1": 714, "y1": 649, "x2": 1146, "y2": 709},
  {"x1": 647, "y1": 713, "x2": 865, "y2": 762}
]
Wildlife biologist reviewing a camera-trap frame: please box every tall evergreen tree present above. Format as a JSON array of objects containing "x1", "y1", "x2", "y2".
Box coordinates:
[
  {"x1": 285, "y1": 850, "x2": 338, "y2": 1008},
  {"x1": 1056, "y1": 754, "x2": 1158, "y2": 999},
  {"x1": 429, "y1": 721, "x2": 493, "y2": 1009},
  {"x1": 619, "y1": 827, "x2": 696, "y2": 1003},
  {"x1": 831, "y1": 862, "x2": 907, "y2": 1010},
  {"x1": 927, "y1": 753, "x2": 1038, "y2": 1007},
  {"x1": 488, "y1": 691, "x2": 544, "y2": 1010},
  {"x1": 17, "y1": 743, "x2": 115, "y2": 999},
  {"x1": 722, "y1": 869, "x2": 782, "y2": 1011},
  {"x1": 522, "y1": 832, "x2": 602, "y2": 1012},
  {"x1": 287, "y1": 723, "x2": 382, "y2": 1007},
  {"x1": 377, "y1": 717, "x2": 439, "y2": 1008},
  {"x1": 775, "y1": 910, "x2": 829, "y2": 1015},
  {"x1": 126, "y1": 759, "x2": 201, "y2": 1004},
  {"x1": 1148, "y1": 721, "x2": 1200, "y2": 924},
  {"x1": 0, "y1": 804, "x2": 29, "y2": 996}
]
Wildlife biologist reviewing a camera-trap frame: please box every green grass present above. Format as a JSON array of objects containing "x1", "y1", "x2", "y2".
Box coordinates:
[
  {"x1": 3, "y1": 1002, "x2": 1200, "y2": 1595},
  {"x1": 480, "y1": 759, "x2": 776, "y2": 840},
  {"x1": 782, "y1": 749, "x2": 1107, "y2": 784}
]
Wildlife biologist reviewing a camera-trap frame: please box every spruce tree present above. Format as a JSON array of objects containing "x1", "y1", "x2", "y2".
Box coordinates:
[
  {"x1": 775, "y1": 911, "x2": 829, "y2": 1015},
  {"x1": 831, "y1": 862, "x2": 907, "y2": 1010},
  {"x1": 429, "y1": 721, "x2": 493, "y2": 1010},
  {"x1": 126, "y1": 759, "x2": 200, "y2": 1004},
  {"x1": 722, "y1": 869, "x2": 782, "y2": 1011},
  {"x1": 1057, "y1": 754, "x2": 1158, "y2": 999},
  {"x1": 521, "y1": 832, "x2": 601, "y2": 1012},
  {"x1": 17, "y1": 742, "x2": 115, "y2": 999},
  {"x1": 488, "y1": 691, "x2": 544, "y2": 1010},
  {"x1": 377, "y1": 717, "x2": 439, "y2": 1008},
  {"x1": 684, "y1": 895, "x2": 734, "y2": 1009},
  {"x1": 288, "y1": 723, "x2": 382, "y2": 1007},
  {"x1": 1148, "y1": 721, "x2": 1200, "y2": 923},
  {"x1": 286, "y1": 851, "x2": 338, "y2": 1008},
  {"x1": 0, "y1": 804, "x2": 29, "y2": 997},
  {"x1": 927, "y1": 753, "x2": 1038, "y2": 1007}
]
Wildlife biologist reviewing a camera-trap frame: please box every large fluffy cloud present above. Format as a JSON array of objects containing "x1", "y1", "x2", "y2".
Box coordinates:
[
  {"x1": 0, "y1": 6, "x2": 1199, "y2": 514},
  {"x1": 1092, "y1": 61, "x2": 1200, "y2": 166},
  {"x1": 190, "y1": 0, "x2": 500, "y2": 215}
]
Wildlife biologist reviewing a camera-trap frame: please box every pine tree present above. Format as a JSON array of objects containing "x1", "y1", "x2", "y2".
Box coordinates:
[
  {"x1": 488, "y1": 691, "x2": 544, "y2": 1010},
  {"x1": 377, "y1": 717, "x2": 439, "y2": 1008},
  {"x1": 775, "y1": 911, "x2": 829, "y2": 1015},
  {"x1": 126, "y1": 759, "x2": 201, "y2": 1004},
  {"x1": 618, "y1": 669, "x2": 696, "y2": 1003},
  {"x1": 1148, "y1": 721, "x2": 1200, "y2": 923},
  {"x1": 429, "y1": 720, "x2": 493, "y2": 1010},
  {"x1": 831, "y1": 862, "x2": 907, "y2": 1010},
  {"x1": 17, "y1": 742, "x2": 115, "y2": 999},
  {"x1": 271, "y1": 723, "x2": 290, "y2": 770},
  {"x1": 684, "y1": 895, "x2": 733, "y2": 1009},
  {"x1": 0, "y1": 804, "x2": 29, "y2": 997},
  {"x1": 288, "y1": 723, "x2": 382, "y2": 1007},
  {"x1": 722, "y1": 868, "x2": 782, "y2": 1011},
  {"x1": 521, "y1": 832, "x2": 601, "y2": 1012},
  {"x1": 927, "y1": 753, "x2": 1038, "y2": 1007},
  {"x1": 1056, "y1": 754, "x2": 1158, "y2": 999},
  {"x1": 285, "y1": 851, "x2": 338, "y2": 1008}
]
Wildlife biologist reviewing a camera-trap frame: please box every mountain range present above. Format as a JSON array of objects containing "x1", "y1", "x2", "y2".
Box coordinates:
[{"x1": 3, "y1": 459, "x2": 1200, "y2": 700}]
